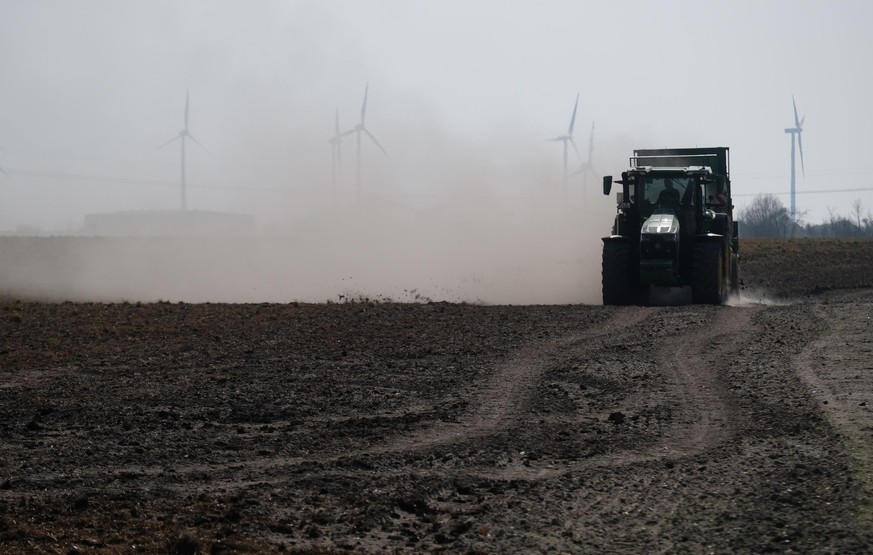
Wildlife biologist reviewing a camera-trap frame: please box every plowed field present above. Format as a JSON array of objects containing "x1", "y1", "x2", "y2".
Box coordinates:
[{"x1": 2, "y1": 237, "x2": 873, "y2": 553}]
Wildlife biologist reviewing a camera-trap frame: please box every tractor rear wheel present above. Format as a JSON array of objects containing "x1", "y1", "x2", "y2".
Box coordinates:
[
  {"x1": 602, "y1": 241, "x2": 633, "y2": 305},
  {"x1": 692, "y1": 241, "x2": 727, "y2": 305}
]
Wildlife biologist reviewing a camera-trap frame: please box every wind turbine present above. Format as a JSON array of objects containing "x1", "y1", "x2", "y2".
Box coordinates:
[
  {"x1": 550, "y1": 94, "x2": 581, "y2": 212},
  {"x1": 337, "y1": 82, "x2": 388, "y2": 202},
  {"x1": 784, "y1": 95, "x2": 805, "y2": 222},
  {"x1": 158, "y1": 90, "x2": 209, "y2": 211}
]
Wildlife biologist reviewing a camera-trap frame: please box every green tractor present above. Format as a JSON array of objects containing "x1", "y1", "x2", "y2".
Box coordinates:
[{"x1": 601, "y1": 147, "x2": 739, "y2": 305}]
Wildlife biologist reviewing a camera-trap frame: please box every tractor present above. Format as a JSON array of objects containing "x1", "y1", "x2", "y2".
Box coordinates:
[{"x1": 601, "y1": 147, "x2": 739, "y2": 305}]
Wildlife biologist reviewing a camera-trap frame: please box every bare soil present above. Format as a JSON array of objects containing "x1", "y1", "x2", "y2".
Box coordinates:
[{"x1": 2, "y1": 238, "x2": 873, "y2": 553}]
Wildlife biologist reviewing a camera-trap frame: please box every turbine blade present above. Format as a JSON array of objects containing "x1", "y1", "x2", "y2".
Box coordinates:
[
  {"x1": 568, "y1": 93, "x2": 579, "y2": 135},
  {"x1": 800, "y1": 115, "x2": 805, "y2": 130},
  {"x1": 0, "y1": 166, "x2": 8, "y2": 178},
  {"x1": 792, "y1": 95, "x2": 800, "y2": 129},
  {"x1": 188, "y1": 134, "x2": 210, "y2": 155},
  {"x1": 335, "y1": 109, "x2": 340, "y2": 135},
  {"x1": 361, "y1": 82, "x2": 369, "y2": 124},
  {"x1": 364, "y1": 128, "x2": 388, "y2": 157},
  {"x1": 157, "y1": 134, "x2": 181, "y2": 149},
  {"x1": 337, "y1": 139, "x2": 342, "y2": 168},
  {"x1": 185, "y1": 90, "x2": 190, "y2": 130},
  {"x1": 798, "y1": 132, "x2": 805, "y2": 177},
  {"x1": 588, "y1": 122, "x2": 595, "y2": 161}
]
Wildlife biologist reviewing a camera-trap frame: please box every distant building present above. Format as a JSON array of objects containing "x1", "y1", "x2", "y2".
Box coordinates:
[{"x1": 82, "y1": 210, "x2": 255, "y2": 236}]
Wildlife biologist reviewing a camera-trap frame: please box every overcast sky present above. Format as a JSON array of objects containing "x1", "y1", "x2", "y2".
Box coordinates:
[{"x1": 1, "y1": 0, "x2": 872, "y2": 230}]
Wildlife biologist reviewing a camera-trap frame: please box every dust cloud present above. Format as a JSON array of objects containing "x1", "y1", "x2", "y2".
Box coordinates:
[
  {"x1": 726, "y1": 290, "x2": 792, "y2": 307},
  {"x1": 0, "y1": 128, "x2": 619, "y2": 305},
  {"x1": 0, "y1": 3, "x2": 642, "y2": 305}
]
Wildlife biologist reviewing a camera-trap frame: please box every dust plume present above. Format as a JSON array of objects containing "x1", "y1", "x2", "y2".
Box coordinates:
[
  {"x1": 0, "y1": 121, "x2": 619, "y2": 305},
  {"x1": 726, "y1": 290, "x2": 793, "y2": 307}
]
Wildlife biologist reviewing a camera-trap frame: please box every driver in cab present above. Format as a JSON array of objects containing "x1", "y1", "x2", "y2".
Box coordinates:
[{"x1": 656, "y1": 178, "x2": 681, "y2": 211}]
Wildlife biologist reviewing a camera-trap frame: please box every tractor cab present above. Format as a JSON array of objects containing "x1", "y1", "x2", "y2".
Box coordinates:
[{"x1": 606, "y1": 166, "x2": 714, "y2": 240}]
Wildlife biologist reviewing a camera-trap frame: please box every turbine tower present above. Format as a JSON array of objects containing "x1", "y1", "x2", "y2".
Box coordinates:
[
  {"x1": 550, "y1": 94, "x2": 581, "y2": 210},
  {"x1": 784, "y1": 96, "x2": 805, "y2": 222},
  {"x1": 328, "y1": 109, "x2": 343, "y2": 198},
  {"x1": 571, "y1": 121, "x2": 598, "y2": 186},
  {"x1": 550, "y1": 94, "x2": 581, "y2": 180},
  {"x1": 158, "y1": 90, "x2": 208, "y2": 211},
  {"x1": 336, "y1": 83, "x2": 388, "y2": 202}
]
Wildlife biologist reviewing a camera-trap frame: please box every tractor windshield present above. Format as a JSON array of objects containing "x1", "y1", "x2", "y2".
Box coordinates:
[{"x1": 637, "y1": 175, "x2": 695, "y2": 216}]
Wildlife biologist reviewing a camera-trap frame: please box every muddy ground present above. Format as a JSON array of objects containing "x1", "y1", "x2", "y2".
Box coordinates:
[{"x1": 2, "y1": 237, "x2": 873, "y2": 554}]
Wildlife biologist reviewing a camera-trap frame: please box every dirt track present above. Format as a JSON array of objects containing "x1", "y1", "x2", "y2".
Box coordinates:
[{"x1": 2, "y1": 238, "x2": 873, "y2": 553}]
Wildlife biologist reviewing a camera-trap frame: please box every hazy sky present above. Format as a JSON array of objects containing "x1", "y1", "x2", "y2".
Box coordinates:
[{"x1": 1, "y1": 0, "x2": 872, "y2": 230}]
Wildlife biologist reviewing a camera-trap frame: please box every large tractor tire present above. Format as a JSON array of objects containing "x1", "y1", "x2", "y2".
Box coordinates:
[
  {"x1": 692, "y1": 241, "x2": 727, "y2": 305},
  {"x1": 602, "y1": 240, "x2": 633, "y2": 305}
]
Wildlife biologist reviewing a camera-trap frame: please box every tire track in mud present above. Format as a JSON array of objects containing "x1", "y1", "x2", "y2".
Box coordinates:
[
  {"x1": 478, "y1": 303, "x2": 760, "y2": 481},
  {"x1": 182, "y1": 307, "x2": 654, "y2": 484},
  {"x1": 793, "y1": 290, "x2": 873, "y2": 528},
  {"x1": 378, "y1": 305, "x2": 653, "y2": 454},
  {"x1": 652, "y1": 304, "x2": 757, "y2": 455},
  {"x1": 157, "y1": 304, "x2": 758, "y2": 489},
  {"x1": 30, "y1": 307, "x2": 654, "y2": 491},
  {"x1": 17, "y1": 304, "x2": 759, "y2": 493}
]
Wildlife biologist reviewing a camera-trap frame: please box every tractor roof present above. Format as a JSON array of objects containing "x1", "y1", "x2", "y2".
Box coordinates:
[{"x1": 629, "y1": 166, "x2": 714, "y2": 176}]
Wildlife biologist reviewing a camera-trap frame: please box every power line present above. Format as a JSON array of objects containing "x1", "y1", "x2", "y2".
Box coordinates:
[
  {"x1": 733, "y1": 187, "x2": 873, "y2": 198},
  {"x1": 735, "y1": 168, "x2": 873, "y2": 180},
  {"x1": 9, "y1": 166, "x2": 873, "y2": 202}
]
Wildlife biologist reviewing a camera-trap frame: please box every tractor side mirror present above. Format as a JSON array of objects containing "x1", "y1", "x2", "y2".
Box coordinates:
[
  {"x1": 602, "y1": 175, "x2": 613, "y2": 196},
  {"x1": 698, "y1": 182, "x2": 716, "y2": 219}
]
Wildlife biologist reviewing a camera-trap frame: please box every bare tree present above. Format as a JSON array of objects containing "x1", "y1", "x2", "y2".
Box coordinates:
[
  {"x1": 740, "y1": 194, "x2": 792, "y2": 237},
  {"x1": 852, "y1": 199, "x2": 864, "y2": 229},
  {"x1": 821, "y1": 205, "x2": 869, "y2": 238}
]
